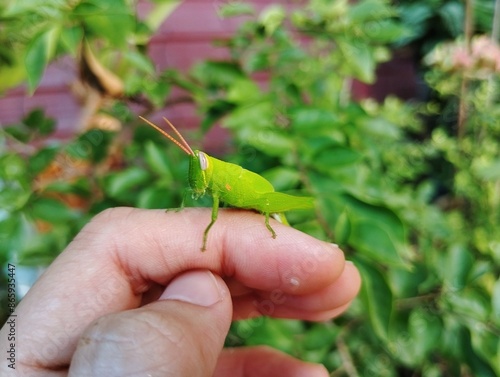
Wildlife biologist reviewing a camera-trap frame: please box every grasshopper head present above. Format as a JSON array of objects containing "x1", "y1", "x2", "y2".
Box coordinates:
[
  {"x1": 189, "y1": 150, "x2": 211, "y2": 198},
  {"x1": 139, "y1": 117, "x2": 211, "y2": 199}
]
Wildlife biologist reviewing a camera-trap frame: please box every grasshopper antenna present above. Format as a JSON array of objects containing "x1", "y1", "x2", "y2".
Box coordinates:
[
  {"x1": 139, "y1": 116, "x2": 194, "y2": 156},
  {"x1": 162, "y1": 117, "x2": 195, "y2": 156}
]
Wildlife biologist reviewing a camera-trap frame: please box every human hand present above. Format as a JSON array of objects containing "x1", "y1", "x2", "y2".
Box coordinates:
[{"x1": 1, "y1": 207, "x2": 361, "y2": 376}]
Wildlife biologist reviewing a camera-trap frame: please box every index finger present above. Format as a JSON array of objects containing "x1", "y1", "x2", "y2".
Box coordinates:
[{"x1": 70, "y1": 207, "x2": 344, "y2": 295}]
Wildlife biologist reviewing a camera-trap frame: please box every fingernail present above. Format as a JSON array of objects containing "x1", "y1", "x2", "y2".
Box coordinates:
[
  {"x1": 330, "y1": 243, "x2": 339, "y2": 248},
  {"x1": 160, "y1": 270, "x2": 224, "y2": 307},
  {"x1": 345, "y1": 260, "x2": 355, "y2": 265}
]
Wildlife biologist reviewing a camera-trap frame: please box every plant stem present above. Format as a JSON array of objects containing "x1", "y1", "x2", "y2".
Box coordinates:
[
  {"x1": 336, "y1": 336, "x2": 360, "y2": 377},
  {"x1": 330, "y1": 367, "x2": 346, "y2": 377},
  {"x1": 492, "y1": 0, "x2": 500, "y2": 41},
  {"x1": 457, "y1": 0, "x2": 474, "y2": 139}
]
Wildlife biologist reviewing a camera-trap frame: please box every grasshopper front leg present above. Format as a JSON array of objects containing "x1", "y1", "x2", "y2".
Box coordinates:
[
  {"x1": 202, "y1": 195, "x2": 220, "y2": 251},
  {"x1": 166, "y1": 189, "x2": 190, "y2": 213}
]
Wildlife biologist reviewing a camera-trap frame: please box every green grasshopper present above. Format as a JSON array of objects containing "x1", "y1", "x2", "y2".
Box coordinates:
[{"x1": 140, "y1": 117, "x2": 315, "y2": 251}]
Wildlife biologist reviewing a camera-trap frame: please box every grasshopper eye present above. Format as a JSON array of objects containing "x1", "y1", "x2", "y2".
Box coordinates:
[{"x1": 198, "y1": 152, "x2": 209, "y2": 171}]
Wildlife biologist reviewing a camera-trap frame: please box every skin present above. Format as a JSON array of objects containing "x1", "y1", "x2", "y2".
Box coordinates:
[{"x1": 0, "y1": 207, "x2": 361, "y2": 377}]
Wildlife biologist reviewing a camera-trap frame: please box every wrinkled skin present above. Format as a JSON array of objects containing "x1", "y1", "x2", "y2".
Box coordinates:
[{"x1": 0, "y1": 207, "x2": 361, "y2": 377}]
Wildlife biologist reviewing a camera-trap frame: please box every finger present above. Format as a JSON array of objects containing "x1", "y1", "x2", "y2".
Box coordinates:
[
  {"x1": 69, "y1": 271, "x2": 231, "y2": 377},
  {"x1": 78, "y1": 207, "x2": 345, "y2": 296},
  {"x1": 9, "y1": 208, "x2": 347, "y2": 370},
  {"x1": 231, "y1": 261, "x2": 361, "y2": 319},
  {"x1": 231, "y1": 296, "x2": 355, "y2": 321},
  {"x1": 214, "y1": 346, "x2": 329, "y2": 377}
]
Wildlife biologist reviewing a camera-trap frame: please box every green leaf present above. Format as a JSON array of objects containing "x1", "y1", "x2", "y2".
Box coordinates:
[
  {"x1": 290, "y1": 108, "x2": 340, "y2": 133},
  {"x1": 145, "y1": 1, "x2": 182, "y2": 32},
  {"x1": 348, "y1": 0, "x2": 395, "y2": 23},
  {"x1": 363, "y1": 20, "x2": 410, "y2": 43},
  {"x1": 17, "y1": 233, "x2": 61, "y2": 266},
  {"x1": 192, "y1": 61, "x2": 244, "y2": 87},
  {"x1": 408, "y1": 309, "x2": 443, "y2": 361},
  {"x1": 28, "y1": 146, "x2": 58, "y2": 175},
  {"x1": 302, "y1": 322, "x2": 338, "y2": 350},
  {"x1": 216, "y1": 1, "x2": 255, "y2": 18},
  {"x1": 244, "y1": 50, "x2": 270, "y2": 72},
  {"x1": 313, "y1": 146, "x2": 363, "y2": 170},
  {"x1": 227, "y1": 79, "x2": 261, "y2": 103},
  {"x1": 337, "y1": 39, "x2": 376, "y2": 83},
  {"x1": 388, "y1": 264, "x2": 426, "y2": 298},
  {"x1": 137, "y1": 186, "x2": 175, "y2": 209},
  {"x1": 239, "y1": 128, "x2": 293, "y2": 157},
  {"x1": 444, "y1": 289, "x2": 491, "y2": 322},
  {"x1": 39, "y1": 118, "x2": 56, "y2": 135},
  {"x1": 144, "y1": 141, "x2": 173, "y2": 179},
  {"x1": 4, "y1": 126, "x2": 30, "y2": 143},
  {"x1": 444, "y1": 244, "x2": 474, "y2": 291},
  {"x1": 75, "y1": 0, "x2": 134, "y2": 46},
  {"x1": 200, "y1": 100, "x2": 236, "y2": 132},
  {"x1": 474, "y1": 159, "x2": 500, "y2": 181},
  {"x1": 362, "y1": 117, "x2": 402, "y2": 140},
  {"x1": 0, "y1": 185, "x2": 31, "y2": 212},
  {"x1": 43, "y1": 178, "x2": 91, "y2": 197},
  {"x1": 147, "y1": 81, "x2": 171, "y2": 108},
  {"x1": 0, "y1": 154, "x2": 27, "y2": 180},
  {"x1": 24, "y1": 29, "x2": 55, "y2": 93},
  {"x1": 334, "y1": 209, "x2": 351, "y2": 245},
  {"x1": 261, "y1": 167, "x2": 300, "y2": 191},
  {"x1": 223, "y1": 101, "x2": 274, "y2": 131},
  {"x1": 341, "y1": 193, "x2": 406, "y2": 242},
  {"x1": 23, "y1": 108, "x2": 56, "y2": 134},
  {"x1": 233, "y1": 318, "x2": 303, "y2": 353},
  {"x1": 470, "y1": 322, "x2": 500, "y2": 376},
  {"x1": 493, "y1": 278, "x2": 500, "y2": 325},
  {"x1": 350, "y1": 220, "x2": 403, "y2": 266},
  {"x1": 60, "y1": 26, "x2": 84, "y2": 55},
  {"x1": 462, "y1": 329, "x2": 498, "y2": 377},
  {"x1": 23, "y1": 108, "x2": 45, "y2": 129},
  {"x1": 123, "y1": 50, "x2": 155, "y2": 74},
  {"x1": 355, "y1": 258, "x2": 393, "y2": 341},
  {"x1": 66, "y1": 130, "x2": 114, "y2": 163},
  {"x1": 398, "y1": 3, "x2": 433, "y2": 34},
  {"x1": 292, "y1": 219, "x2": 324, "y2": 240},
  {"x1": 259, "y1": 4, "x2": 285, "y2": 35},
  {"x1": 30, "y1": 198, "x2": 78, "y2": 223},
  {"x1": 439, "y1": 2, "x2": 464, "y2": 37},
  {"x1": 104, "y1": 167, "x2": 151, "y2": 199}
]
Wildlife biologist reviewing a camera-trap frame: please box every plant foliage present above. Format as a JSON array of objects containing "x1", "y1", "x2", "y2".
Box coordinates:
[{"x1": 1, "y1": 0, "x2": 499, "y2": 375}]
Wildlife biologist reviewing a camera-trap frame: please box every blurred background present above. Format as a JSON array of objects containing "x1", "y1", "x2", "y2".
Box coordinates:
[{"x1": 1, "y1": 0, "x2": 499, "y2": 375}]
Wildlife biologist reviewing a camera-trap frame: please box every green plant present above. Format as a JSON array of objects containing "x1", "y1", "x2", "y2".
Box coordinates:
[
  {"x1": 0, "y1": 0, "x2": 183, "y2": 317},
  {"x1": 169, "y1": 1, "x2": 499, "y2": 375},
  {"x1": 395, "y1": 0, "x2": 495, "y2": 55},
  {"x1": 1, "y1": 0, "x2": 499, "y2": 376}
]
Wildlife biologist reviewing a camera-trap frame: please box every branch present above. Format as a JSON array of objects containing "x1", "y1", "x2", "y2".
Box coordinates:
[
  {"x1": 336, "y1": 336, "x2": 360, "y2": 377},
  {"x1": 457, "y1": 0, "x2": 474, "y2": 139}
]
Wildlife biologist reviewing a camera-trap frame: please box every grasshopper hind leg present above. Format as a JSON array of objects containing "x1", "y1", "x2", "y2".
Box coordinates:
[
  {"x1": 271, "y1": 212, "x2": 289, "y2": 226},
  {"x1": 264, "y1": 212, "x2": 277, "y2": 239}
]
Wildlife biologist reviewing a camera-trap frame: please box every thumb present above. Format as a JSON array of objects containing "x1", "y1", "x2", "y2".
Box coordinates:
[{"x1": 69, "y1": 270, "x2": 232, "y2": 377}]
